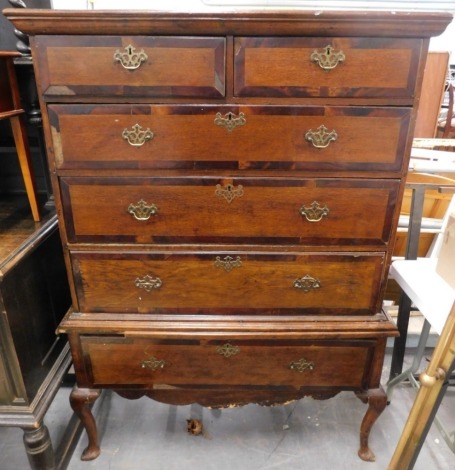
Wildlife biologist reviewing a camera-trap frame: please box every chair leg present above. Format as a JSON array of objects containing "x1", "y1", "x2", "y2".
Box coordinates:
[
  {"x1": 387, "y1": 319, "x2": 432, "y2": 403},
  {"x1": 9, "y1": 114, "x2": 41, "y2": 221}
]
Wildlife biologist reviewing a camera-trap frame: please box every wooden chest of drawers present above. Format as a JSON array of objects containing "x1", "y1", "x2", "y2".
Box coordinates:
[{"x1": 5, "y1": 7, "x2": 451, "y2": 464}]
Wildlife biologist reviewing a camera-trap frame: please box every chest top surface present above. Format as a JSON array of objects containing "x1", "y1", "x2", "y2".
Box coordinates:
[{"x1": 3, "y1": 8, "x2": 453, "y2": 36}]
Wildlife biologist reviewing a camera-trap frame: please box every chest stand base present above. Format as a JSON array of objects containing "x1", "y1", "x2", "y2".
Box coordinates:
[{"x1": 69, "y1": 384, "x2": 387, "y2": 463}]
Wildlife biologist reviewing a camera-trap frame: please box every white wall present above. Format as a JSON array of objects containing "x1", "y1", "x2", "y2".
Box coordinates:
[
  {"x1": 430, "y1": 18, "x2": 455, "y2": 64},
  {"x1": 50, "y1": 0, "x2": 455, "y2": 12},
  {"x1": 51, "y1": 1, "x2": 212, "y2": 9}
]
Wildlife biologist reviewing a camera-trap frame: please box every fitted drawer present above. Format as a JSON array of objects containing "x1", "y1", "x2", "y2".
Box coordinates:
[
  {"x1": 234, "y1": 37, "x2": 421, "y2": 99},
  {"x1": 79, "y1": 336, "x2": 375, "y2": 389},
  {"x1": 34, "y1": 36, "x2": 225, "y2": 98},
  {"x1": 49, "y1": 104, "x2": 410, "y2": 172},
  {"x1": 71, "y1": 251, "x2": 384, "y2": 315},
  {"x1": 61, "y1": 176, "x2": 399, "y2": 246}
]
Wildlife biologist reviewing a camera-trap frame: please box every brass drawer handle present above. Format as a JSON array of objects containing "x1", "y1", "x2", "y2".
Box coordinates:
[
  {"x1": 114, "y1": 44, "x2": 148, "y2": 70},
  {"x1": 289, "y1": 357, "x2": 315, "y2": 373},
  {"x1": 299, "y1": 201, "x2": 329, "y2": 222},
  {"x1": 214, "y1": 255, "x2": 242, "y2": 272},
  {"x1": 128, "y1": 199, "x2": 158, "y2": 221},
  {"x1": 294, "y1": 275, "x2": 321, "y2": 292},
  {"x1": 215, "y1": 183, "x2": 244, "y2": 204},
  {"x1": 214, "y1": 112, "x2": 246, "y2": 132},
  {"x1": 134, "y1": 275, "x2": 162, "y2": 292},
  {"x1": 310, "y1": 45, "x2": 345, "y2": 70},
  {"x1": 216, "y1": 343, "x2": 240, "y2": 358},
  {"x1": 141, "y1": 356, "x2": 166, "y2": 370},
  {"x1": 122, "y1": 124, "x2": 154, "y2": 147},
  {"x1": 305, "y1": 125, "x2": 338, "y2": 149}
]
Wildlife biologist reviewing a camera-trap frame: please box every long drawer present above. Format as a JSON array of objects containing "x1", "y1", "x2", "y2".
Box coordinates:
[
  {"x1": 34, "y1": 36, "x2": 226, "y2": 98},
  {"x1": 61, "y1": 176, "x2": 399, "y2": 246},
  {"x1": 49, "y1": 104, "x2": 410, "y2": 172},
  {"x1": 234, "y1": 37, "x2": 421, "y2": 99},
  {"x1": 79, "y1": 335, "x2": 376, "y2": 389},
  {"x1": 71, "y1": 251, "x2": 385, "y2": 314}
]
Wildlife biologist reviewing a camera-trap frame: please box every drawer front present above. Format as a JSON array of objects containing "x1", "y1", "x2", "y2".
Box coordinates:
[
  {"x1": 34, "y1": 36, "x2": 225, "y2": 98},
  {"x1": 71, "y1": 251, "x2": 384, "y2": 314},
  {"x1": 234, "y1": 37, "x2": 421, "y2": 99},
  {"x1": 61, "y1": 176, "x2": 399, "y2": 246},
  {"x1": 80, "y1": 336, "x2": 375, "y2": 389},
  {"x1": 49, "y1": 104, "x2": 410, "y2": 172}
]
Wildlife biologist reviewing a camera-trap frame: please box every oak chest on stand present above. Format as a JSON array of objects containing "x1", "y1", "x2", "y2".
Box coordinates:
[{"x1": 5, "y1": 7, "x2": 452, "y2": 463}]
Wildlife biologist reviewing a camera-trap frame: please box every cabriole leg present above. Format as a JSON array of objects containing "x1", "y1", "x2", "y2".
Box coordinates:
[
  {"x1": 355, "y1": 386, "x2": 387, "y2": 462},
  {"x1": 69, "y1": 386, "x2": 101, "y2": 461}
]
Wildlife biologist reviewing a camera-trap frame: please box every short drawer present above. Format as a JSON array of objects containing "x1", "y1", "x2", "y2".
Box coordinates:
[
  {"x1": 234, "y1": 37, "x2": 421, "y2": 99},
  {"x1": 79, "y1": 336, "x2": 376, "y2": 389},
  {"x1": 49, "y1": 104, "x2": 410, "y2": 172},
  {"x1": 71, "y1": 251, "x2": 384, "y2": 315},
  {"x1": 61, "y1": 176, "x2": 399, "y2": 246},
  {"x1": 34, "y1": 36, "x2": 225, "y2": 98}
]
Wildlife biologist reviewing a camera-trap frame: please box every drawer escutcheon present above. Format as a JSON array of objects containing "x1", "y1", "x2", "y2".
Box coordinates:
[
  {"x1": 293, "y1": 275, "x2": 321, "y2": 292},
  {"x1": 305, "y1": 125, "x2": 338, "y2": 149},
  {"x1": 134, "y1": 275, "x2": 162, "y2": 292},
  {"x1": 127, "y1": 199, "x2": 158, "y2": 221},
  {"x1": 114, "y1": 44, "x2": 148, "y2": 70},
  {"x1": 310, "y1": 45, "x2": 345, "y2": 71},
  {"x1": 289, "y1": 357, "x2": 315, "y2": 373},
  {"x1": 215, "y1": 183, "x2": 244, "y2": 204},
  {"x1": 214, "y1": 255, "x2": 242, "y2": 272},
  {"x1": 122, "y1": 124, "x2": 154, "y2": 147},
  {"x1": 214, "y1": 112, "x2": 246, "y2": 132},
  {"x1": 299, "y1": 201, "x2": 330, "y2": 222},
  {"x1": 216, "y1": 343, "x2": 240, "y2": 358},
  {"x1": 140, "y1": 356, "x2": 166, "y2": 371}
]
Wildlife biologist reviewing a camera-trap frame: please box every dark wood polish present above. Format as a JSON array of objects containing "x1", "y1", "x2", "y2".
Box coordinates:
[{"x1": 5, "y1": 8, "x2": 451, "y2": 464}]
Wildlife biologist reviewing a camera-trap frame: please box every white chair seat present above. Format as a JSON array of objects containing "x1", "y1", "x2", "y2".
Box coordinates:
[
  {"x1": 390, "y1": 258, "x2": 454, "y2": 335},
  {"x1": 387, "y1": 257, "x2": 455, "y2": 453}
]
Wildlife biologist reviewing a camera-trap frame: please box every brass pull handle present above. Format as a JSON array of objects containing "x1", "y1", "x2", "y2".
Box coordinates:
[
  {"x1": 294, "y1": 275, "x2": 321, "y2": 292},
  {"x1": 114, "y1": 44, "x2": 148, "y2": 70},
  {"x1": 134, "y1": 275, "x2": 162, "y2": 292},
  {"x1": 214, "y1": 112, "x2": 246, "y2": 132},
  {"x1": 215, "y1": 183, "x2": 244, "y2": 203},
  {"x1": 310, "y1": 45, "x2": 345, "y2": 70},
  {"x1": 214, "y1": 255, "x2": 242, "y2": 272},
  {"x1": 305, "y1": 125, "x2": 338, "y2": 149},
  {"x1": 216, "y1": 343, "x2": 240, "y2": 358},
  {"x1": 128, "y1": 199, "x2": 158, "y2": 221},
  {"x1": 141, "y1": 356, "x2": 166, "y2": 370},
  {"x1": 289, "y1": 357, "x2": 315, "y2": 373},
  {"x1": 122, "y1": 124, "x2": 154, "y2": 147},
  {"x1": 299, "y1": 201, "x2": 329, "y2": 222}
]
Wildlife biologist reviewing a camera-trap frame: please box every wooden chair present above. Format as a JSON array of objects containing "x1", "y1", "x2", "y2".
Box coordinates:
[
  {"x1": 437, "y1": 82, "x2": 455, "y2": 139},
  {"x1": 414, "y1": 51, "x2": 449, "y2": 139},
  {"x1": 0, "y1": 51, "x2": 40, "y2": 221},
  {"x1": 393, "y1": 172, "x2": 455, "y2": 259}
]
